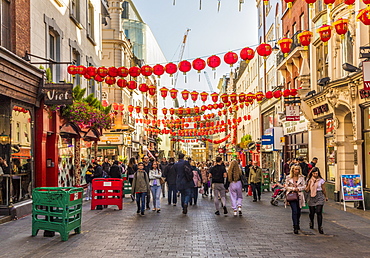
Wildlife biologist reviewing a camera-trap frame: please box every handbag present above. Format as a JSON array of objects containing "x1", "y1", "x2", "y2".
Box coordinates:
[
  {"x1": 240, "y1": 174, "x2": 248, "y2": 186},
  {"x1": 159, "y1": 177, "x2": 166, "y2": 185},
  {"x1": 199, "y1": 188, "x2": 204, "y2": 194},
  {"x1": 286, "y1": 191, "x2": 299, "y2": 202}
]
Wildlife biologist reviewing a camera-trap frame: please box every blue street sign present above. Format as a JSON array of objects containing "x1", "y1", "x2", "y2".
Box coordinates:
[{"x1": 261, "y1": 135, "x2": 273, "y2": 145}]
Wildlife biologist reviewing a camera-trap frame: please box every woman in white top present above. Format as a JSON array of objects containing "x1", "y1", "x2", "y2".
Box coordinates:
[
  {"x1": 305, "y1": 167, "x2": 328, "y2": 234},
  {"x1": 284, "y1": 164, "x2": 306, "y2": 234},
  {"x1": 149, "y1": 161, "x2": 162, "y2": 212}
]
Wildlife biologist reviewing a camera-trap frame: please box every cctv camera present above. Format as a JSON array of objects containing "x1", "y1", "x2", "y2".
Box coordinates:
[
  {"x1": 317, "y1": 77, "x2": 330, "y2": 87},
  {"x1": 342, "y1": 63, "x2": 361, "y2": 73}
]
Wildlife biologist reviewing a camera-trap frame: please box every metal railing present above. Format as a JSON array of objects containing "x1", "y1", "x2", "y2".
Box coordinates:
[{"x1": 276, "y1": 32, "x2": 301, "y2": 66}]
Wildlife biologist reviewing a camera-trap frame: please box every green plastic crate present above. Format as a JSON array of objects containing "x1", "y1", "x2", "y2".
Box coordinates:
[
  {"x1": 261, "y1": 172, "x2": 270, "y2": 192},
  {"x1": 32, "y1": 187, "x2": 83, "y2": 241}
]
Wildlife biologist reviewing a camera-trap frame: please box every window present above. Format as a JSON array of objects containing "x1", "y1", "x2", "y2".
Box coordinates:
[
  {"x1": 72, "y1": 48, "x2": 80, "y2": 85},
  {"x1": 16, "y1": 122, "x2": 20, "y2": 143},
  {"x1": 87, "y1": 1, "x2": 95, "y2": 42},
  {"x1": 300, "y1": 14, "x2": 305, "y2": 31},
  {"x1": 315, "y1": 42, "x2": 328, "y2": 81},
  {"x1": 70, "y1": 0, "x2": 80, "y2": 25},
  {"x1": 0, "y1": 0, "x2": 11, "y2": 50},
  {"x1": 292, "y1": 23, "x2": 297, "y2": 35},
  {"x1": 341, "y1": 31, "x2": 354, "y2": 77},
  {"x1": 48, "y1": 29, "x2": 61, "y2": 82}
]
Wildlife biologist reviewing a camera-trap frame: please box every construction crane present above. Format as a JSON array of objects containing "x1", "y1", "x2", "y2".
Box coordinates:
[
  {"x1": 173, "y1": 28, "x2": 191, "y2": 87},
  {"x1": 203, "y1": 71, "x2": 214, "y2": 92}
]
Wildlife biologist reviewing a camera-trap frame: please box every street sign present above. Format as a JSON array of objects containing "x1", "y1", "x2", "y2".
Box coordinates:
[
  {"x1": 363, "y1": 61, "x2": 370, "y2": 90},
  {"x1": 286, "y1": 105, "x2": 300, "y2": 121},
  {"x1": 261, "y1": 135, "x2": 273, "y2": 145}
]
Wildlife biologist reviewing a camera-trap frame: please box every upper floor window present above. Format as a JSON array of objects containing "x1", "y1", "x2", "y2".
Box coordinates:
[
  {"x1": 0, "y1": 0, "x2": 11, "y2": 50},
  {"x1": 300, "y1": 13, "x2": 305, "y2": 31},
  {"x1": 315, "y1": 42, "x2": 328, "y2": 82},
  {"x1": 48, "y1": 29, "x2": 61, "y2": 82},
  {"x1": 87, "y1": 1, "x2": 95, "y2": 43},
  {"x1": 70, "y1": 0, "x2": 81, "y2": 26},
  {"x1": 341, "y1": 31, "x2": 354, "y2": 77}
]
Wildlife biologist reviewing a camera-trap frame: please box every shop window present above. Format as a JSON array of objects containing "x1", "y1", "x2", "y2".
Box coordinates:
[
  {"x1": 0, "y1": 0, "x2": 11, "y2": 50},
  {"x1": 326, "y1": 137, "x2": 335, "y2": 182}
]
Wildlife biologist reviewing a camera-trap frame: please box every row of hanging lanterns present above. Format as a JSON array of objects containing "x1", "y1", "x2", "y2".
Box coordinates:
[{"x1": 279, "y1": 0, "x2": 369, "y2": 9}]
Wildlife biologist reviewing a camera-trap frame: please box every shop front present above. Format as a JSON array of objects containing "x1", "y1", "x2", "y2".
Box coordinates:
[
  {"x1": 97, "y1": 133, "x2": 123, "y2": 161},
  {"x1": 0, "y1": 47, "x2": 44, "y2": 216},
  {"x1": 282, "y1": 117, "x2": 309, "y2": 161}
]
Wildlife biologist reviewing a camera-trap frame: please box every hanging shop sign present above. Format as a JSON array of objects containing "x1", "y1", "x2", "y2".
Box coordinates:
[
  {"x1": 98, "y1": 134, "x2": 123, "y2": 145},
  {"x1": 313, "y1": 103, "x2": 329, "y2": 115},
  {"x1": 286, "y1": 105, "x2": 300, "y2": 121},
  {"x1": 363, "y1": 61, "x2": 370, "y2": 90},
  {"x1": 43, "y1": 83, "x2": 73, "y2": 105},
  {"x1": 283, "y1": 118, "x2": 308, "y2": 135},
  {"x1": 218, "y1": 147, "x2": 226, "y2": 154},
  {"x1": 359, "y1": 89, "x2": 370, "y2": 99},
  {"x1": 341, "y1": 174, "x2": 365, "y2": 211}
]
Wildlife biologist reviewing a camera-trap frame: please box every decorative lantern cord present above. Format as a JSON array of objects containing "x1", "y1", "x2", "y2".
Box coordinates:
[{"x1": 218, "y1": 0, "x2": 221, "y2": 12}]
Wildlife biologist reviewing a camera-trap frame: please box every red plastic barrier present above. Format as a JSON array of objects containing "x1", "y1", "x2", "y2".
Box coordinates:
[{"x1": 91, "y1": 178, "x2": 123, "y2": 210}]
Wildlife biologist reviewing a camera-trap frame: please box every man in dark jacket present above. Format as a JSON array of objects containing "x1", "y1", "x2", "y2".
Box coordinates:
[
  {"x1": 209, "y1": 156, "x2": 228, "y2": 215},
  {"x1": 102, "y1": 158, "x2": 111, "y2": 177},
  {"x1": 298, "y1": 157, "x2": 309, "y2": 177},
  {"x1": 142, "y1": 155, "x2": 152, "y2": 209},
  {"x1": 163, "y1": 157, "x2": 177, "y2": 206},
  {"x1": 244, "y1": 160, "x2": 253, "y2": 193},
  {"x1": 109, "y1": 160, "x2": 122, "y2": 178},
  {"x1": 174, "y1": 153, "x2": 194, "y2": 214},
  {"x1": 92, "y1": 162, "x2": 104, "y2": 209}
]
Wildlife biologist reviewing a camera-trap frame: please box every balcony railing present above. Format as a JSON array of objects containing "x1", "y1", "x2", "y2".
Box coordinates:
[{"x1": 276, "y1": 31, "x2": 301, "y2": 66}]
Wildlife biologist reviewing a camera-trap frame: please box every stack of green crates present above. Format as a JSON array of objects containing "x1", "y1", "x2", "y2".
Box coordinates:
[
  {"x1": 32, "y1": 187, "x2": 83, "y2": 241},
  {"x1": 122, "y1": 174, "x2": 132, "y2": 196},
  {"x1": 261, "y1": 172, "x2": 270, "y2": 192}
]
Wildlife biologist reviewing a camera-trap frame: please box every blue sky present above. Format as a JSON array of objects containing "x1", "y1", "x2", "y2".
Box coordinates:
[{"x1": 134, "y1": 0, "x2": 258, "y2": 94}]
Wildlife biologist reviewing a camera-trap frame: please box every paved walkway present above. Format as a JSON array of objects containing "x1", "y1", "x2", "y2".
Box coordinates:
[{"x1": 1, "y1": 191, "x2": 370, "y2": 258}]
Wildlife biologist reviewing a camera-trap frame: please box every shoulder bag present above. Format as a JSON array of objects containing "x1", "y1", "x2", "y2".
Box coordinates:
[{"x1": 286, "y1": 191, "x2": 299, "y2": 202}]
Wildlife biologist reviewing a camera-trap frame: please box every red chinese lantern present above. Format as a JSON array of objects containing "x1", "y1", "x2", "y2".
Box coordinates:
[
  {"x1": 141, "y1": 65, "x2": 153, "y2": 78},
  {"x1": 220, "y1": 93, "x2": 229, "y2": 103},
  {"x1": 128, "y1": 105, "x2": 134, "y2": 113},
  {"x1": 201, "y1": 105, "x2": 207, "y2": 111},
  {"x1": 238, "y1": 93, "x2": 246, "y2": 103},
  {"x1": 207, "y1": 55, "x2": 221, "y2": 70},
  {"x1": 105, "y1": 76, "x2": 116, "y2": 85},
  {"x1": 323, "y1": 0, "x2": 336, "y2": 8},
  {"x1": 256, "y1": 43, "x2": 272, "y2": 59},
  {"x1": 265, "y1": 91, "x2": 273, "y2": 99},
  {"x1": 186, "y1": 107, "x2": 192, "y2": 115},
  {"x1": 86, "y1": 66, "x2": 97, "y2": 77},
  {"x1": 108, "y1": 67, "x2": 119, "y2": 77},
  {"x1": 192, "y1": 58, "x2": 206, "y2": 73},
  {"x1": 139, "y1": 83, "x2": 148, "y2": 93},
  {"x1": 94, "y1": 75, "x2": 104, "y2": 82},
  {"x1": 229, "y1": 92, "x2": 238, "y2": 103},
  {"x1": 207, "y1": 104, "x2": 213, "y2": 110},
  {"x1": 278, "y1": 38, "x2": 293, "y2": 57},
  {"x1": 178, "y1": 60, "x2": 192, "y2": 75},
  {"x1": 283, "y1": 89, "x2": 291, "y2": 97},
  {"x1": 240, "y1": 47, "x2": 255, "y2": 63},
  {"x1": 160, "y1": 87, "x2": 169, "y2": 98},
  {"x1": 67, "y1": 65, "x2": 78, "y2": 75},
  {"x1": 224, "y1": 52, "x2": 238, "y2": 67},
  {"x1": 97, "y1": 67, "x2": 109, "y2": 77},
  {"x1": 304, "y1": 0, "x2": 317, "y2": 7},
  {"x1": 135, "y1": 106, "x2": 141, "y2": 113},
  {"x1": 148, "y1": 85, "x2": 156, "y2": 96},
  {"x1": 165, "y1": 63, "x2": 178, "y2": 76},
  {"x1": 190, "y1": 91, "x2": 199, "y2": 102},
  {"x1": 218, "y1": 111, "x2": 222, "y2": 116},
  {"x1": 239, "y1": 103, "x2": 244, "y2": 109},
  {"x1": 127, "y1": 80, "x2": 137, "y2": 90},
  {"x1": 298, "y1": 31, "x2": 313, "y2": 50},
  {"x1": 75, "y1": 65, "x2": 86, "y2": 76},
  {"x1": 152, "y1": 107, "x2": 158, "y2": 116},
  {"x1": 199, "y1": 91, "x2": 208, "y2": 102},
  {"x1": 218, "y1": 103, "x2": 224, "y2": 109},
  {"x1": 117, "y1": 67, "x2": 129, "y2": 77},
  {"x1": 194, "y1": 106, "x2": 200, "y2": 114},
  {"x1": 153, "y1": 64, "x2": 165, "y2": 77},
  {"x1": 213, "y1": 103, "x2": 218, "y2": 109},
  {"x1": 181, "y1": 90, "x2": 190, "y2": 101},
  {"x1": 170, "y1": 88, "x2": 178, "y2": 99},
  {"x1": 273, "y1": 90, "x2": 282, "y2": 99},
  {"x1": 317, "y1": 24, "x2": 332, "y2": 45},
  {"x1": 290, "y1": 88, "x2": 298, "y2": 96},
  {"x1": 143, "y1": 107, "x2": 149, "y2": 115},
  {"x1": 162, "y1": 108, "x2": 168, "y2": 115},
  {"x1": 129, "y1": 66, "x2": 141, "y2": 78},
  {"x1": 169, "y1": 108, "x2": 175, "y2": 115},
  {"x1": 357, "y1": 9, "x2": 370, "y2": 26},
  {"x1": 333, "y1": 18, "x2": 349, "y2": 39},
  {"x1": 343, "y1": 0, "x2": 355, "y2": 8},
  {"x1": 246, "y1": 92, "x2": 254, "y2": 103},
  {"x1": 112, "y1": 103, "x2": 119, "y2": 111},
  {"x1": 83, "y1": 73, "x2": 91, "y2": 80},
  {"x1": 117, "y1": 79, "x2": 128, "y2": 88},
  {"x1": 284, "y1": 0, "x2": 294, "y2": 8},
  {"x1": 178, "y1": 107, "x2": 184, "y2": 115},
  {"x1": 118, "y1": 104, "x2": 124, "y2": 111}
]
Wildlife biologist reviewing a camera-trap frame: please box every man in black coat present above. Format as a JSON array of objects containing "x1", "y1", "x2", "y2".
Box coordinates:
[
  {"x1": 174, "y1": 153, "x2": 194, "y2": 214},
  {"x1": 109, "y1": 160, "x2": 122, "y2": 178},
  {"x1": 164, "y1": 157, "x2": 177, "y2": 206}
]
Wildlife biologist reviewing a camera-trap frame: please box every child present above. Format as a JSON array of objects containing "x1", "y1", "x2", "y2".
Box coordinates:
[
  {"x1": 85, "y1": 165, "x2": 94, "y2": 200},
  {"x1": 131, "y1": 162, "x2": 150, "y2": 216}
]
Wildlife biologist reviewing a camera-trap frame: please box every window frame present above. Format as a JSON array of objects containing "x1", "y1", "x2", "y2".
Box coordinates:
[
  {"x1": 70, "y1": 0, "x2": 82, "y2": 29},
  {"x1": 0, "y1": 0, "x2": 11, "y2": 50}
]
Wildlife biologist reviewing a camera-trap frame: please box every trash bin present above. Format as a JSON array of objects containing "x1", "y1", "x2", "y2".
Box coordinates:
[
  {"x1": 32, "y1": 187, "x2": 83, "y2": 241},
  {"x1": 334, "y1": 191, "x2": 340, "y2": 202},
  {"x1": 261, "y1": 171, "x2": 270, "y2": 192}
]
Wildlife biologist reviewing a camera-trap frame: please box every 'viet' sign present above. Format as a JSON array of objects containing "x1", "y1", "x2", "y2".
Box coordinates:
[
  {"x1": 363, "y1": 61, "x2": 370, "y2": 90},
  {"x1": 43, "y1": 83, "x2": 73, "y2": 105}
]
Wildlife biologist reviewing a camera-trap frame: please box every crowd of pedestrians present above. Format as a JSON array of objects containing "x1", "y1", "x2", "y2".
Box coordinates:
[{"x1": 86, "y1": 153, "x2": 328, "y2": 235}]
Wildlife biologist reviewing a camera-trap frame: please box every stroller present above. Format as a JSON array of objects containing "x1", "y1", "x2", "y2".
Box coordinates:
[{"x1": 270, "y1": 183, "x2": 286, "y2": 206}]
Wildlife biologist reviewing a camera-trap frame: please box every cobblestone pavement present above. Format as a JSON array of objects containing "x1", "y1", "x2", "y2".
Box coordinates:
[{"x1": 1, "y1": 191, "x2": 370, "y2": 258}]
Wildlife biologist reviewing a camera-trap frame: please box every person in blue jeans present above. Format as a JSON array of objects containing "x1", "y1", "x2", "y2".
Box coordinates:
[
  {"x1": 174, "y1": 153, "x2": 194, "y2": 215},
  {"x1": 149, "y1": 161, "x2": 162, "y2": 213},
  {"x1": 164, "y1": 157, "x2": 177, "y2": 206},
  {"x1": 131, "y1": 162, "x2": 150, "y2": 216}
]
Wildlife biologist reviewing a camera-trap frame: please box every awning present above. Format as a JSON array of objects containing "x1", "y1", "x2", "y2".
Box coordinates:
[
  {"x1": 60, "y1": 123, "x2": 81, "y2": 137},
  {"x1": 82, "y1": 128, "x2": 100, "y2": 141}
]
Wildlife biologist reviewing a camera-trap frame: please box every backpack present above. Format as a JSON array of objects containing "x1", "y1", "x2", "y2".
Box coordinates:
[
  {"x1": 184, "y1": 162, "x2": 193, "y2": 182},
  {"x1": 102, "y1": 170, "x2": 109, "y2": 178}
]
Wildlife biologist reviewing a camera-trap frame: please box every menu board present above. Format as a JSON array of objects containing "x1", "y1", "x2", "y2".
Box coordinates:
[{"x1": 341, "y1": 174, "x2": 364, "y2": 201}]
